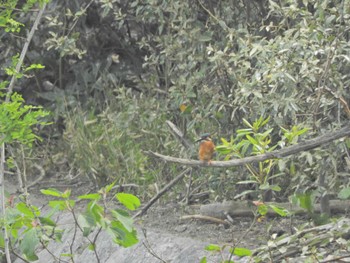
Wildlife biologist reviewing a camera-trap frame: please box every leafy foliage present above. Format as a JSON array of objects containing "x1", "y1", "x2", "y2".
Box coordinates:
[
  {"x1": 216, "y1": 116, "x2": 309, "y2": 200},
  {"x1": 2, "y1": 197, "x2": 62, "y2": 261},
  {"x1": 0, "y1": 90, "x2": 50, "y2": 147},
  {"x1": 0, "y1": 184, "x2": 140, "y2": 261}
]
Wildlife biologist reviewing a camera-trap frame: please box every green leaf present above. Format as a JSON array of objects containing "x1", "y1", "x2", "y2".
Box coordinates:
[
  {"x1": 116, "y1": 193, "x2": 140, "y2": 211},
  {"x1": 105, "y1": 181, "x2": 116, "y2": 194},
  {"x1": 260, "y1": 116, "x2": 270, "y2": 127},
  {"x1": 218, "y1": 20, "x2": 228, "y2": 30},
  {"x1": 258, "y1": 204, "x2": 268, "y2": 216},
  {"x1": 242, "y1": 118, "x2": 253, "y2": 129},
  {"x1": 48, "y1": 200, "x2": 75, "y2": 210},
  {"x1": 60, "y1": 253, "x2": 73, "y2": 258},
  {"x1": 40, "y1": 188, "x2": 63, "y2": 197},
  {"x1": 271, "y1": 185, "x2": 281, "y2": 192},
  {"x1": 88, "y1": 244, "x2": 95, "y2": 251},
  {"x1": 108, "y1": 221, "x2": 138, "y2": 247},
  {"x1": 0, "y1": 233, "x2": 4, "y2": 248},
  {"x1": 200, "y1": 257, "x2": 207, "y2": 263},
  {"x1": 269, "y1": 205, "x2": 289, "y2": 217},
  {"x1": 24, "y1": 63, "x2": 45, "y2": 72},
  {"x1": 231, "y1": 247, "x2": 252, "y2": 257},
  {"x1": 246, "y1": 135, "x2": 258, "y2": 145},
  {"x1": 62, "y1": 189, "x2": 71, "y2": 199},
  {"x1": 38, "y1": 216, "x2": 56, "y2": 227},
  {"x1": 259, "y1": 183, "x2": 270, "y2": 190},
  {"x1": 20, "y1": 228, "x2": 39, "y2": 261},
  {"x1": 215, "y1": 145, "x2": 232, "y2": 155},
  {"x1": 16, "y1": 202, "x2": 39, "y2": 217},
  {"x1": 292, "y1": 193, "x2": 314, "y2": 213},
  {"x1": 111, "y1": 209, "x2": 133, "y2": 232},
  {"x1": 338, "y1": 187, "x2": 350, "y2": 199},
  {"x1": 236, "y1": 128, "x2": 253, "y2": 135},
  {"x1": 205, "y1": 244, "x2": 221, "y2": 252},
  {"x1": 77, "y1": 214, "x2": 94, "y2": 236},
  {"x1": 198, "y1": 33, "x2": 212, "y2": 42},
  {"x1": 86, "y1": 201, "x2": 104, "y2": 225},
  {"x1": 78, "y1": 193, "x2": 101, "y2": 200},
  {"x1": 260, "y1": 184, "x2": 281, "y2": 192}
]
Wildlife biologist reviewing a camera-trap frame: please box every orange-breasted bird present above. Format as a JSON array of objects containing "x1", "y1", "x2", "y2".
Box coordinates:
[{"x1": 196, "y1": 133, "x2": 215, "y2": 163}]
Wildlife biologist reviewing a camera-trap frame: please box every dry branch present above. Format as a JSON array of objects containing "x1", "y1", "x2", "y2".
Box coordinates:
[
  {"x1": 200, "y1": 200, "x2": 350, "y2": 219},
  {"x1": 133, "y1": 168, "x2": 192, "y2": 218},
  {"x1": 147, "y1": 125, "x2": 350, "y2": 167},
  {"x1": 180, "y1": 214, "x2": 230, "y2": 225},
  {"x1": 253, "y1": 218, "x2": 350, "y2": 261}
]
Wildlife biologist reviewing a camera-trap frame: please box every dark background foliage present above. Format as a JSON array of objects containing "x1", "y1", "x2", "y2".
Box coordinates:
[{"x1": 1, "y1": 0, "x2": 350, "y2": 202}]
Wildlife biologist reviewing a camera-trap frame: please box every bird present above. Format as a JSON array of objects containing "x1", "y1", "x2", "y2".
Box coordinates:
[{"x1": 196, "y1": 133, "x2": 215, "y2": 164}]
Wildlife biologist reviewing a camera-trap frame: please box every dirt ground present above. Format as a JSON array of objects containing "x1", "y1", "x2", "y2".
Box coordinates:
[
  {"x1": 5, "y1": 174, "x2": 306, "y2": 254},
  {"x1": 138, "y1": 201, "x2": 304, "y2": 251}
]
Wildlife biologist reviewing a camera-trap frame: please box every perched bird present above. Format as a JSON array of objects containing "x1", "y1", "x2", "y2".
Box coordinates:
[{"x1": 196, "y1": 133, "x2": 215, "y2": 164}]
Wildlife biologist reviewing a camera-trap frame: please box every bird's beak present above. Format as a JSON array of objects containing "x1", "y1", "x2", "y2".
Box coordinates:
[{"x1": 195, "y1": 138, "x2": 203, "y2": 143}]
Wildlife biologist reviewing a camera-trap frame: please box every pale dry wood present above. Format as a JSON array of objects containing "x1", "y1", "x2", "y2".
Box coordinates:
[
  {"x1": 200, "y1": 200, "x2": 350, "y2": 219},
  {"x1": 180, "y1": 214, "x2": 230, "y2": 225},
  {"x1": 166, "y1": 120, "x2": 192, "y2": 149},
  {"x1": 147, "y1": 125, "x2": 350, "y2": 167},
  {"x1": 253, "y1": 218, "x2": 350, "y2": 261}
]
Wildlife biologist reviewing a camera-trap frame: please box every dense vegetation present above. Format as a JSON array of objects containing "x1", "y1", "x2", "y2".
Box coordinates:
[
  {"x1": 8, "y1": 0, "x2": 348, "y2": 200},
  {"x1": 1, "y1": 0, "x2": 350, "y2": 261}
]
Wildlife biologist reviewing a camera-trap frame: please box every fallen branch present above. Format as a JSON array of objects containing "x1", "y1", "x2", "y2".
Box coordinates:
[
  {"x1": 253, "y1": 218, "x2": 350, "y2": 261},
  {"x1": 146, "y1": 125, "x2": 350, "y2": 167},
  {"x1": 180, "y1": 214, "x2": 230, "y2": 225},
  {"x1": 133, "y1": 168, "x2": 192, "y2": 218},
  {"x1": 200, "y1": 200, "x2": 350, "y2": 219}
]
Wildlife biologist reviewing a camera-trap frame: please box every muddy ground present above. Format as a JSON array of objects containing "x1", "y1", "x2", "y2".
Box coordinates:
[{"x1": 5, "y1": 173, "x2": 309, "y2": 263}]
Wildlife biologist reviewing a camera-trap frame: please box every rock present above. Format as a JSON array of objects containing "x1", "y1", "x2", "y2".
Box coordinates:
[
  {"x1": 14, "y1": 212, "x2": 248, "y2": 263},
  {"x1": 175, "y1": 224, "x2": 187, "y2": 233}
]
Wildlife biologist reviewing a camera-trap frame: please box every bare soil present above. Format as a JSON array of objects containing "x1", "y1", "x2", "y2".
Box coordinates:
[
  {"x1": 6, "y1": 173, "x2": 306, "y2": 253},
  {"x1": 138, "y1": 201, "x2": 303, "y2": 250},
  {"x1": 6, "y1": 171, "x2": 315, "y2": 263}
]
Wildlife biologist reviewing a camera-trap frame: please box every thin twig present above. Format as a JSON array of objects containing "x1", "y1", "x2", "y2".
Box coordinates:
[
  {"x1": 70, "y1": 208, "x2": 101, "y2": 263},
  {"x1": 66, "y1": 0, "x2": 95, "y2": 37},
  {"x1": 228, "y1": 214, "x2": 258, "y2": 262},
  {"x1": 141, "y1": 228, "x2": 168, "y2": 263}
]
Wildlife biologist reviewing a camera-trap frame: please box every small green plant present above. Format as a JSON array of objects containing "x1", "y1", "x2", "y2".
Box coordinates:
[
  {"x1": 200, "y1": 244, "x2": 252, "y2": 263},
  {"x1": 1, "y1": 182, "x2": 140, "y2": 262},
  {"x1": 216, "y1": 116, "x2": 309, "y2": 201},
  {"x1": 2, "y1": 195, "x2": 62, "y2": 261},
  {"x1": 291, "y1": 191, "x2": 329, "y2": 225},
  {"x1": 200, "y1": 201, "x2": 289, "y2": 263}
]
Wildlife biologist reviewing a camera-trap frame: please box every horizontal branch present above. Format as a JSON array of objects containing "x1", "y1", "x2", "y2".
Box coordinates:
[{"x1": 146, "y1": 125, "x2": 350, "y2": 167}]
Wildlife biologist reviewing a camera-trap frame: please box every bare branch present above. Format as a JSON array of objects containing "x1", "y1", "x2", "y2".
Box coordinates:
[
  {"x1": 6, "y1": 3, "x2": 47, "y2": 102},
  {"x1": 147, "y1": 125, "x2": 350, "y2": 167},
  {"x1": 133, "y1": 168, "x2": 191, "y2": 218}
]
